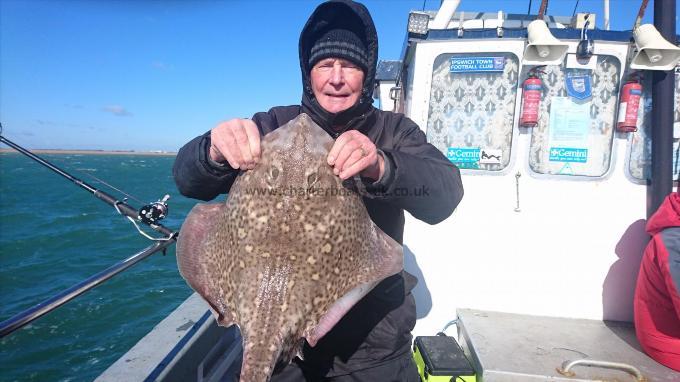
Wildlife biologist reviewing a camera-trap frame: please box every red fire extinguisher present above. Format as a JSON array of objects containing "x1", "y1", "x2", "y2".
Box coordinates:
[
  {"x1": 519, "y1": 67, "x2": 545, "y2": 127},
  {"x1": 617, "y1": 75, "x2": 643, "y2": 133}
]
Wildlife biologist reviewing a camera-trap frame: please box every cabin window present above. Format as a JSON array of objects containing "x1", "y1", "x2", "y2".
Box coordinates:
[
  {"x1": 527, "y1": 56, "x2": 620, "y2": 177},
  {"x1": 627, "y1": 70, "x2": 680, "y2": 182},
  {"x1": 426, "y1": 52, "x2": 519, "y2": 171}
]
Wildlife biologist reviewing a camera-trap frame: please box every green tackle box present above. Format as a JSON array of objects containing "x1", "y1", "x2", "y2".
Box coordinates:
[{"x1": 413, "y1": 336, "x2": 476, "y2": 382}]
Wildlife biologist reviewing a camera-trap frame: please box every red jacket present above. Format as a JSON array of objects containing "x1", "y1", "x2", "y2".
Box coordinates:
[{"x1": 634, "y1": 193, "x2": 680, "y2": 371}]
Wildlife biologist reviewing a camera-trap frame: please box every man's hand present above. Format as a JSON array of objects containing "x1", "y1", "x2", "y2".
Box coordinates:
[
  {"x1": 209, "y1": 119, "x2": 261, "y2": 170},
  {"x1": 327, "y1": 130, "x2": 384, "y2": 181}
]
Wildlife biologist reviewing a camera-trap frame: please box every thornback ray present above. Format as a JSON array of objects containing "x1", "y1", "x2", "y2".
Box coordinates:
[{"x1": 176, "y1": 113, "x2": 403, "y2": 382}]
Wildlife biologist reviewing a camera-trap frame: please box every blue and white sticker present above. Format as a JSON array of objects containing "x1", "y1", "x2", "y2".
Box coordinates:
[
  {"x1": 565, "y1": 74, "x2": 592, "y2": 100},
  {"x1": 447, "y1": 147, "x2": 480, "y2": 163},
  {"x1": 549, "y1": 147, "x2": 588, "y2": 163},
  {"x1": 450, "y1": 57, "x2": 505, "y2": 73}
]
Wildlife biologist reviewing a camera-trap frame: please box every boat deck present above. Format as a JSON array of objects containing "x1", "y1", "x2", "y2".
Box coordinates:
[
  {"x1": 98, "y1": 296, "x2": 679, "y2": 381},
  {"x1": 457, "y1": 309, "x2": 679, "y2": 381}
]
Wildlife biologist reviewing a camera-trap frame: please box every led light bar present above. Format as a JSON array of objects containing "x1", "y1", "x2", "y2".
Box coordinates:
[{"x1": 408, "y1": 11, "x2": 430, "y2": 36}]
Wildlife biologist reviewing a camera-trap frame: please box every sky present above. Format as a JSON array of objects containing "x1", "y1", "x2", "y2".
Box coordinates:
[{"x1": 0, "y1": 0, "x2": 675, "y2": 152}]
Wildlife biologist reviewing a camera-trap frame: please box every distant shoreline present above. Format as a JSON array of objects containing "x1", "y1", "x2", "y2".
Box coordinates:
[{"x1": 0, "y1": 148, "x2": 177, "y2": 156}]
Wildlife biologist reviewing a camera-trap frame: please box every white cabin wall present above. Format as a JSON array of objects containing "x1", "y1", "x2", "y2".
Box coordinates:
[
  {"x1": 377, "y1": 81, "x2": 397, "y2": 112},
  {"x1": 398, "y1": 38, "x2": 648, "y2": 337}
]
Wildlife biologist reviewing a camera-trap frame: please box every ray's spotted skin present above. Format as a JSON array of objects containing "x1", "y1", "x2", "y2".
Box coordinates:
[{"x1": 177, "y1": 114, "x2": 403, "y2": 382}]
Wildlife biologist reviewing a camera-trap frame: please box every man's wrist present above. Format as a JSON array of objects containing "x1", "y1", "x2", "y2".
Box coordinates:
[
  {"x1": 374, "y1": 150, "x2": 393, "y2": 186},
  {"x1": 208, "y1": 144, "x2": 228, "y2": 167},
  {"x1": 361, "y1": 152, "x2": 384, "y2": 180},
  {"x1": 363, "y1": 150, "x2": 394, "y2": 191},
  {"x1": 201, "y1": 135, "x2": 233, "y2": 173}
]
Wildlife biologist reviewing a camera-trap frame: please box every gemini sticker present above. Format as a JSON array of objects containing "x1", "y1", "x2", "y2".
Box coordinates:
[
  {"x1": 549, "y1": 147, "x2": 588, "y2": 163},
  {"x1": 447, "y1": 147, "x2": 502, "y2": 167},
  {"x1": 447, "y1": 147, "x2": 480, "y2": 169},
  {"x1": 447, "y1": 147, "x2": 479, "y2": 162}
]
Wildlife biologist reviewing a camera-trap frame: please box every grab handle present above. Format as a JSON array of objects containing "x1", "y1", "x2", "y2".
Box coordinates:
[{"x1": 556, "y1": 359, "x2": 647, "y2": 381}]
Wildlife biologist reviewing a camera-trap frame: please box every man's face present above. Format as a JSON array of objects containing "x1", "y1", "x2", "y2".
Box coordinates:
[{"x1": 310, "y1": 58, "x2": 365, "y2": 114}]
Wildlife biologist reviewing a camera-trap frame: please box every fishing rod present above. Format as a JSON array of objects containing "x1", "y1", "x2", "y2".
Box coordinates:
[
  {"x1": 0, "y1": 124, "x2": 174, "y2": 237},
  {"x1": 0, "y1": 124, "x2": 178, "y2": 337},
  {"x1": 0, "y1": 240, "x2": 175, "y2": 338}
]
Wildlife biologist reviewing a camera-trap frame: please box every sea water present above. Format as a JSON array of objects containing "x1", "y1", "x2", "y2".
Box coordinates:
[{"x1": 0, "y1": 152, "x2": 209, "y2": 381}]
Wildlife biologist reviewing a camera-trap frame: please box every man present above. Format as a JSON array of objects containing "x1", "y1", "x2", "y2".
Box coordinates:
[
  {"x1": 173, "y1": 0, "x2": 464, "y2": 380},
  {"x1": 634, "y1": 191, "x2": 680, "y2": 371}
]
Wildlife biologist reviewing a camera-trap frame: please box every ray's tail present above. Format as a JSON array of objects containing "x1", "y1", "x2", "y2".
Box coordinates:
[{"x1": 239, "y1": 338, "x2": 283, "y2": 382}]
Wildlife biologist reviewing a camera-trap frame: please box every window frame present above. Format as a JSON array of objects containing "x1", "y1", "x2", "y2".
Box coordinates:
[
  {"x1": 416, "y1": 39, "x2": 526, "y2": 176},
  {"x1": 625, "y1": 68, "x2": 680, "y2": 184},
  {"x1": 523, "y1": 43, "x2": 627, "y2": 181}
]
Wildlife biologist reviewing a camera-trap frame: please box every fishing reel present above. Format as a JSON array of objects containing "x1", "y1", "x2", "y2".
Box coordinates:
[{"x1": 138, "y1": 194, "x2": 170, "y2": 225}]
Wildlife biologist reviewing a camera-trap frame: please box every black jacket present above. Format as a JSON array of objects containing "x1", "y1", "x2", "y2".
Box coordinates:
[
  {"x1": 173, "y1": 106, "x2": 463, "y2": 375},
  {"x1": 172, "y1": 0, "x2": 463, "y2": 377},
  {"x1": 174, "y1": 106, "x2": 463, "y2": 242}
]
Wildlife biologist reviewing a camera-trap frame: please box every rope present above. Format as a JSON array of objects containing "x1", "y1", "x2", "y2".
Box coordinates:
[
  {"x1": 635, "y1": 0, "x2": 650, "y2": 29},
  {"x1": 572, "y1": 0, "x2": 580, "y2": 17},
  {"x1": 537, "y1": 0, "x2": 548, "y2": 19}
]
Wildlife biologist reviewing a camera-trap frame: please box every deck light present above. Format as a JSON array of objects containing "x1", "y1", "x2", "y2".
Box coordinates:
[{"x1": 408, "y1": 11, "x2": 430, "y2": 37}]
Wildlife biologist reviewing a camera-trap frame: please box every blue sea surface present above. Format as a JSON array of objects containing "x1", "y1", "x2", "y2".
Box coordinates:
[{"x1": 0, "y1": 153, "x2": 209, "y2": 381}]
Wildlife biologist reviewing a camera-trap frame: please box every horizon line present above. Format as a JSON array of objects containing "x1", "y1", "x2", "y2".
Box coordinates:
[{"x1": 0, "y1": 148, "x2": 177, "y2": 156}]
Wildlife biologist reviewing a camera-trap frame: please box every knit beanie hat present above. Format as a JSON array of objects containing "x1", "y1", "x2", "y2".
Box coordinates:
[{"x1": 308, "y1": 28, "x2": 369, "y2": 73}]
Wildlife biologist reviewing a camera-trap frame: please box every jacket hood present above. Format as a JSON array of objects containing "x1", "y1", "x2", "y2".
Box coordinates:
[
  {"x1": 646, "y1": 192, "x2": 680, "y2": 235},
  {"x1": 299, "y1": 0, "x2": 378, "y2": 133}
]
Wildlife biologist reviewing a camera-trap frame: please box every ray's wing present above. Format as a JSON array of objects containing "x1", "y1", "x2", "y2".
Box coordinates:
[
  {"x1": 177, "y1": 203, "x2": 235, "y2": 327},
  {"x1": 300, "y1": 202, "x2": 404, "y2": 348}
]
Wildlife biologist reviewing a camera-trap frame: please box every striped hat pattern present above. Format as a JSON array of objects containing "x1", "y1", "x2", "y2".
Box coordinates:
[{"x1": 308, "y1": 28, "x2": 369, "y2": 73}]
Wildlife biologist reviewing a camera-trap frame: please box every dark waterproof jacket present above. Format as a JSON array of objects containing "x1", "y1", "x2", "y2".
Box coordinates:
[{"x1": 173, "y1": 0, "x2": 464, "y2": 377}]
